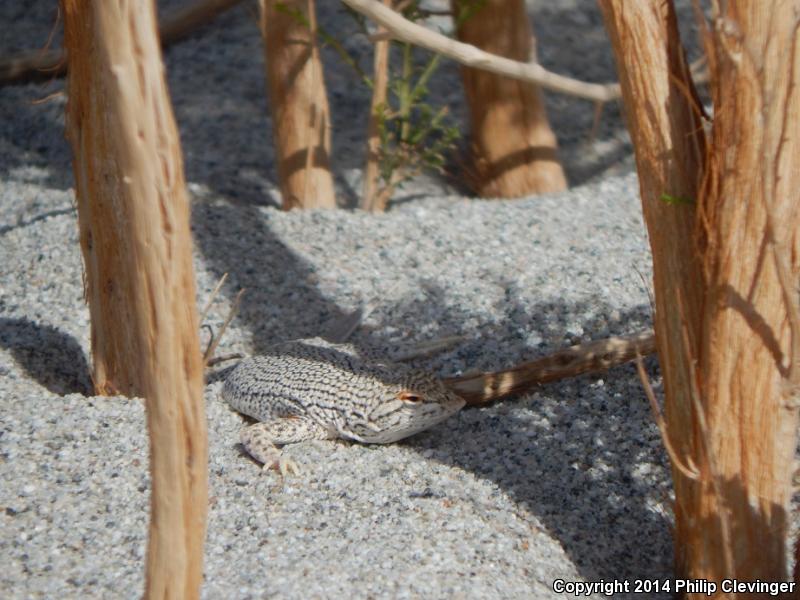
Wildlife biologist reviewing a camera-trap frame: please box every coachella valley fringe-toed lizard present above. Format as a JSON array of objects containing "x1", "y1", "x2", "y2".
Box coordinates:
[
  {"x1": 221, "y1": 330, "x2": 656, "y2": 474},
  {"x1": 222, "y1": 337, "x2": 465, "y2": 474}
]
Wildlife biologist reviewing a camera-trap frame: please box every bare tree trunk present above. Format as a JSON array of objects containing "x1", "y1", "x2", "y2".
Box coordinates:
[
  {"x1": 61, "y1": 1, "x2": 207, "y2": 598},
  {"x1": 260, "y1": 0, "x2": 336, "y2": 209},
  {"x1": 361, "y1": 0, "x2": 392, "y2": 211},
  {"x1": 452, "y1": 0, "x2": 567, "y2": 197},
  {"x1": 599, "y1": 0, "x2": 800, "y2": 590}
]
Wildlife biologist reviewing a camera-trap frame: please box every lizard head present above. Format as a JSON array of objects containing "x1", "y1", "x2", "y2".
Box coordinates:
[{"x1": 348, "y1": 370, "x2": 466, "y2": 444}]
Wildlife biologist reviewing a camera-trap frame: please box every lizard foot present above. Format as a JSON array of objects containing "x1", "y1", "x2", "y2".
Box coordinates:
[
  {"x1": 252, "y1": 446, "x2": 301, "y2": 477},
  {"x1": 240, "y1": 417, "x2": 333, "y2": 475},
  {"x1": 241, "y1": 424, "x2": 302, "y2": 476},
  {"x1": 264, "y1": 454, "x2": 301, "y2": 477}
]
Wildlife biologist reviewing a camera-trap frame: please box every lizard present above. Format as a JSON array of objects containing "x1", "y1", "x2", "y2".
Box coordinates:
[
  {"x1": 221, "y1": 330, "x2": 656, "y2": 474},
  {"x1": 221, "y1": 336, "x2": 466, "y2": 474}
]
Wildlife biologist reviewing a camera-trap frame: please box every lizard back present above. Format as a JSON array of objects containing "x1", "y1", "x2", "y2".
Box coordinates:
[{"x1": 222, "y1": 337, "x2": 465, "y2": 444}]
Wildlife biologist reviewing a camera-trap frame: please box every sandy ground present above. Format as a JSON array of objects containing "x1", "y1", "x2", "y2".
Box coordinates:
[{"x1": 0, "y1": 1, "x2": 717, "y2": 598}]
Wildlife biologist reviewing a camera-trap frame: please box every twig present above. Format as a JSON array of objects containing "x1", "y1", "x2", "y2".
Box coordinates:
[
  {"x1": 587, "y1": 100, "x2": 604, "y2": 142},
  {"x1": 201, "y1": 323, "x2": 215, "y2": 347},
  {"x1": 634, "y1": 352, "x2": 699, "y2": 479},
  {"x1": 633, "y1": 265, "x2": 656, "y2": 318},
  {"x1": 1, "y1": 0, "x2": 244, "y2": 85},
  {"x1": 199, "y1": 272, "x2": 228, "y2": 326},
  {"x1": 0, "y1": 49, "x2": 64, "y2": 85},
  {"x1": 159, "y1": 0, "x2": 244, "y2": 45},
  {"x1": 444, "y1": 329, "x2": 656, "y2": 405},
  {"x1": 302, "y1": 0, "x2": 319, "y2": 206},
  {"x1": 675, "y1": 290, "x2": 735, "y2": 579},
  {"x1": 340, "y1": 0, "x2": 621, "y2": 102},
  {"x1": 205, "y1": 352, "x2": 244, "y2": 367},
  {"x1": 391, "y1": 335, "x2": 466, "y2": 361},
  {"x1": 203, "y1": 288, "x2": 245, "y2": 367},
  {"x1": 361, "y1": 0, "x2": 392, "y2": 211},
  {"x1": 415, "y1": 8, "x2": 452, "y2": 18}
]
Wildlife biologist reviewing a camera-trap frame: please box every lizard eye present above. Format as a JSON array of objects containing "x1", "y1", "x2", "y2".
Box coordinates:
[{"x1": 398, "y1": 391, "x2": 423, "y2": 403}]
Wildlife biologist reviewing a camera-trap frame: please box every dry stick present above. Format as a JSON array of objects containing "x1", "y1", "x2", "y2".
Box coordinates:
[
  {"x1": 341, "y1": 0, "x2": 619, "y2": 102},
  {"x1": 631, "y1": 267, "x2": 702, "y2": 483},
  {"x1": 685, "y1": 349, "x2": 736, "y2": 581},
  {"x1": 199, "y1": 272, "x2": 229, "y2": 326},
  {"x1": 635, "y1": 348, "x2": 693, "y2": 560},
  {"x1": 391, "y1": 335, "x2": 467, "y2": 362},
  {"x1": 199, "y1": 274, "x2": 242, "y2": 367},
  {"x1": 201, "y1": 324, "x2": 215, "y2": 350},
  {"x1": 201, "y1": 290, "x2": 245, "y2": 369},
  {"x1": 0, "y1": 0, "x2": 244, "y2": 85},
  {"x1": 303, "y1": 0, "x2": 321, "y2": 205},
  {"x1": 361, "y1": 0, "x2": 392, "y2": 211},
  {"x1": 0, "y1": 49, "x2": 64, "y2": 85},
  {"x1": 343, "y1": 0, "x2": 711, "y2": 104},
  {"x1": 443, "y1": 329, "x2": 656, "y2": 405},
  {"x1": 587, "y1": 101, "x2": 605, "y2": 141},
  {"x1": 205, "y1": 352, "x2": 245, "y2": 367},
  {"x1": 633, "y1": 265, "x2": 656, "y2": 317},
  {"x1": 675, "y1": 291, "x2": 736, "y2": 581},
  {"x1": 203, "y1": 288, "x2": 245, "y2": 366},
  {"x1": 4, "y1": 0, "x2": 712, "y2": 107},
  {"x1": 634, "y1": 351, "x2": 699, "y2": 480},
  {"x1": 159, "y1": 0, "x2": 244, "y2": 44}
]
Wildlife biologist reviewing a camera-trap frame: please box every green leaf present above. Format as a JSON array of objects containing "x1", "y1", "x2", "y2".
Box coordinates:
[{"x1": 659, "y1": 193, "x2": 695, "y2": 205}]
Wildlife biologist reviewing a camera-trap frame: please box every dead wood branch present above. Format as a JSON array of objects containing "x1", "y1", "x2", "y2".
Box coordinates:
[
  {"x1": 444, "y1": 329, "x2": 656, "y2": 405},
  {"x1": 259, "y1": 0, "x2": 337, "y2": 209},
  {"x1": 61, "y1": 1, "x2": 208, "y2": 596},
  {"x1": 341, "y1": 0, "x2": 620, "y2": 102},
  {"x1": 361, "y1": 0, "x2": 392, "y2": 211},
  {"x1": 1, "y1": 0, "x2": 243, "y2": 85},
  {"x1": 635, "y1": 352, "x2": 699, "y2": 480},
  {"x1": 203, "y1": 288, "x2": 245, "y2": 367},
  {"x1": 199, "y1": 272, "x2": 229, "y2": 326}
]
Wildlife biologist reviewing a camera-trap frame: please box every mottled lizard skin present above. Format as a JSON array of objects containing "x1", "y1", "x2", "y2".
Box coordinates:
[{"x1": 222, "y1": 337, "x2": 465, "y2": 473}]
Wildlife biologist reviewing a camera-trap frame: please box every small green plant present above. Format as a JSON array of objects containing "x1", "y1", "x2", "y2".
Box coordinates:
[
  {"x1": 278, "y1": 1, "x2": 483, "y2": 208},
  {"x1": 659, "y1": 192, "x2": 695, "y2": 205},
  {"x1": 371, "y1": 39, "x2": 461, "y2": 204}
]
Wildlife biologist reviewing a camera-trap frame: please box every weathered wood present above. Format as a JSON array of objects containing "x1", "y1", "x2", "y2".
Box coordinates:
[
  {"x1": 340, "y1": 0, "x2": 621, "y2": 102},
  {"x1": 61, "y1": 1, "x2": 207, "y2": 597},
  {"x1": 599, "y1": 0, "x2": 800, "y2": 589},
  {"x1": 2, "y1": 0, "x2": 243, "y2": 85},
  {"x1": 259, "y1": 0, "x2": 336, "y2": 209},
  {"x1": 452, "y1": 0, "x2": 567, "y2": 197},
  {"x1": 444, "y1": 330, "x2": 656, "y2": 405},
  {"x1": 361, "y1": 0, "x2": 392, "y2": 211}
]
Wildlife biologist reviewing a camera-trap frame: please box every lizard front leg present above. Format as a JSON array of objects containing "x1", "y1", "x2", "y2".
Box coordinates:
[{"x1": 240, "y1": 416, "x2": 334, "y2": 476}]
